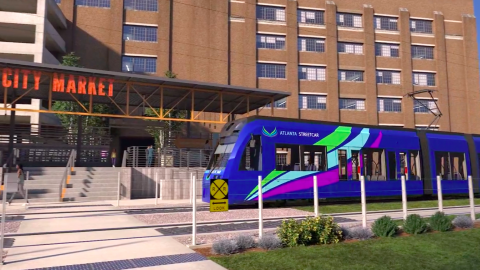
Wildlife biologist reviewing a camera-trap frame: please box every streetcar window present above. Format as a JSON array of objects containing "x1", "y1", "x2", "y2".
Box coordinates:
[
  {"x1": 239, "y1": 135, "x2": 262, "y2": 171},
  {"x1": 207, "y1": 143, "x2": 234, "y2": 170},
  {"x1": 435, "y1": 151, "x2": 467, "y2": 180},
  {"x1": 388, "y1": 151, "x2": 397, "y2": 180},
  {"x1": 303, "y1": 145, "x2": 327, "y2": 172},
  {"x1": 409, "y1": 151, "x2": 422, "y2": 180},
  {"x1": 274, "y1": 144, "x2": 327, "y2": 172},
  {"x1": 363, "y1": 149, "x2": 386, "y2": 181},
  {"x1": 275, "y1": 144, "x2": 300, "y2": 171}
]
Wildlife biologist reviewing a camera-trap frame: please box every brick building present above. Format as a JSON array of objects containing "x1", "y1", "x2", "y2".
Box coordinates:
[{"x1": 8, "y1": 0, "x2": 480, "y2": 133}]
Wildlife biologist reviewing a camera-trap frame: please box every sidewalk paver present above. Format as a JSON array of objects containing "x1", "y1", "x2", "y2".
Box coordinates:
[{"x1": 1, "y1": 202, "x2": 226, "y2": 270}]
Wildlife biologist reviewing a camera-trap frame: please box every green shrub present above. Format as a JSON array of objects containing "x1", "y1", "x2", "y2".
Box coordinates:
[
  {"x1": 277, "y1": 216, "x2": 342, "y2": 247},
  {"x1": 277, "y1": 219, "x2": 302, "y2": 247},
  {"x1": 403, "y1": 214, "x2": 428, "y2": 235},
  {"x1": 429, "y1": 212, "x2": 452, "y2": 232},
  {"x1": 372, "y1": 216, "x2": 398, "y2": 237},
  {"x1": 307, "y1": 216, "x2": 342, "y2": 245}
]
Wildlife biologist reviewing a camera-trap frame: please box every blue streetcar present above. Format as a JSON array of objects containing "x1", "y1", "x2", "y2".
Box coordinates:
[{"x1": 203, "y1": 116, "x2": 480, "y2": 204}]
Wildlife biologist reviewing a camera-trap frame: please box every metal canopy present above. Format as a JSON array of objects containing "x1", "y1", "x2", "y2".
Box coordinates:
[{"x1": 0, "y1": 59, "x2": 290, "y2": 123}]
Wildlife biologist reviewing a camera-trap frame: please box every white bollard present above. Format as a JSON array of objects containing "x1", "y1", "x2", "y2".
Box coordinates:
[
  {"x1": 437, "y1": 175, "x2": 443, "y2": 212},
  {"x1": 0, "y1": 175, "x2": 8, "y2": 265},
  {"x1": 360, "y1": 175, "x2": 367, "y2": 228},
  {"x1": 117, "y1": 172, "x2": 121, "y2": 207},
  {"x1": 313, "y1": 175, "x2": 319, "y2": 217},
  {"x1": 25, "y1": 171, "x2": 29, "y2": 208},
  {"x1": 468, "y1": 175, "x2": 475, "y2": 221},
  {"x1": 159, "y1": 179, "x2": 164, "y2": 200},
  {"x1": 192, "y1": 174, "x2": 197, "y2": 246},
  {"x1": 190, "y1": 173, "x2": 193, "y2": 205},
  {"x1": 155, "y1": 172, "x2": 158, "y2": 206},
  {"x1": 258, "y1": 175, "x2": 263, "y2": 239},
  {"x1": 401, "y1": 175, "x2": 407, "y2": 220}
]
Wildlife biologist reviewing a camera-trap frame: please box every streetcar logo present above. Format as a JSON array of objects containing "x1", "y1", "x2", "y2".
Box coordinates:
[{"x1": 262, "y1": 127, "x2": 278, "y2": 137}]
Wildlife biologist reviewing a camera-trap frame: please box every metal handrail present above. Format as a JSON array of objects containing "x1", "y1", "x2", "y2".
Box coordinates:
[{"x1": 58, "y1": 149, "x2": 76, "y2": 202}]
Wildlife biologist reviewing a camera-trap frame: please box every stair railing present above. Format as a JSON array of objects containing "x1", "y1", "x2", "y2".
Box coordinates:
[{"x1": 58, "y1": 149, "x2": 76, "y2": 202}]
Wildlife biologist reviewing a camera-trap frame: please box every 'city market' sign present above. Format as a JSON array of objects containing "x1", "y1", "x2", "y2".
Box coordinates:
[{"x1": 1, "y1": 68, "x2": 115, "y2": 97}]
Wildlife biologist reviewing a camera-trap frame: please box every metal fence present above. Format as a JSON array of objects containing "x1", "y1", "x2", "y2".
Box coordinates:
[{"x1": 125, "y1": 146, "x2": 212, "y2": 168}]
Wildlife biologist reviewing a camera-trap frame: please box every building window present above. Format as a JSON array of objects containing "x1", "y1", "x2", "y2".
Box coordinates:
[
  {"x1": 414, "y1": 99, "x2": 439, "y2": 114},
  {"x1": 338, "y1": 42, "x2": 363, "y2": 54},
  {"x1": 299, "y1": 66, "x2": 326, "y2": 81},
  {"x1": 297, "y1": 9, "x2": 324, "y2": 25},
  {"x1": 256, "y1": 34, "x2": 285, "y2": 50},
  {"x1": 339, "y1": 70, "x2": 364, "y2": 82},
  {"x1": 376, "y1": 70, "x2": 401, "y2": 85},
  {"x1": 299, "y1": 95, "x2": 327, "y2": 110},
  {"x1": 123, "y1": 25, "x2": 157, "y2": 42},
  {"x1": 410, "y1": 19, "x2": 433, "y2": 34},
  {"x1": 257, "y1": 63, "x2": 286, "y2": 79},
  {"x1": 375, "y1": 43, "x2": 400, "y2": 57},
  {"x1": 257, "y1": 6, "x2": 285, "y2": 22},
  {"x1": 336, "y1": 13, "x2": 362, "y2": 28},
  {"x1": 298, "y1": 37, "x2": 325, "y2": 53},
  {"x1": 55, "y1": 0, "x2": 61, "y2": 4},
  {"x1": 124, "y1": 0, "x2": 158, "y2": 12},
  {"x1": 412, "y1": 45, "x2": 434, "y2": 59},
  {"x1": 76, "y1": 0, "x2": 110, "y2": 8},
  {"x1": 378, "y1": 98, "x2": 402, "y2": 112},
  {"x1": 265, "y1": 97, "x2": 287, "y2": 108},
  {"x1": 374, "y1": 16, "x2": 398, "y2": 31},
  {"x1": 339, "y1": 99, "x2": 365, "y2": 110},
  {"x1": 122, "y1": 56, "x2": 156, "y2": 73},
  {"x1": 413, "y1": 72, "x2": 436, "y2": 86}
]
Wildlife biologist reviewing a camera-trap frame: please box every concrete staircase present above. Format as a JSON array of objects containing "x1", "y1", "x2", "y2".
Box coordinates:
[
  {"x1": 16, "y1": 167, "x2": 120, "y2": 203},
  {"x1": 63, "y1": 167, "x2": 120, "y2": 202}
]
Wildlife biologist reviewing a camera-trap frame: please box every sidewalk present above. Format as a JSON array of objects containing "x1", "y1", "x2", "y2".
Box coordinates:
[{"x1": 1, "y1": 202, "x2": 226, "y2": 270}]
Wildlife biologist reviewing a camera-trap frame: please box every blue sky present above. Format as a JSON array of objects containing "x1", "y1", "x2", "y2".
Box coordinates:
[{"x1": 476, "y1": 2, "x2": 480, "y2": 69}]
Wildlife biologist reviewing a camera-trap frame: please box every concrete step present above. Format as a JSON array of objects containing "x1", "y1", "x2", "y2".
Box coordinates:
[
  {"x1": 25, "y1": 181, "x2": 60, "y2": 189},
  {"x1": 68, "y1": 182, "x2": 118, "y2": 188},
  {"x1": 11, "y1": 198, "x2": 59, "y2": 204},
  {"x1": 28, "y1": 172, "x2": 121, "y2": 178},
  {"x1": 64, "y1": 190, "x2": 118, "y2": 197},
  {"x1": 65, "y1": 187, "x2": 118, "y2": 193},
  {"x1": 13, "y1": 192, "x2": 59, "y2": 199}
]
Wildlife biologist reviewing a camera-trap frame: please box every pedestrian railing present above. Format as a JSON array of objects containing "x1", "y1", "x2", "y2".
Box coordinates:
[
  {"x1": 58, "y1": 149, "x2": 76, "y2": 202},
  {"x1": 125, "y1": 146, "x2": 212, "y2": 168}
]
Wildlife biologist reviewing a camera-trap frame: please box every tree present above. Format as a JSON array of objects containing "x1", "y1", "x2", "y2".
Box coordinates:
[
  {"x1": 52, "y1": 52, "x2": 112, "y2": 133},
  {"x1": 144, "y1": 70, "x2": 187, "y2": 149}
]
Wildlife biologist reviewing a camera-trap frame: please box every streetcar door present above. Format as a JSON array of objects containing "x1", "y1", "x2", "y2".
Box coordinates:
[
  {"x1": 351, "y1": 148, "x2": 361, "y2": 180},
  {"x1": 338, "y1": 149, "x2": 348, "y2": 181}
]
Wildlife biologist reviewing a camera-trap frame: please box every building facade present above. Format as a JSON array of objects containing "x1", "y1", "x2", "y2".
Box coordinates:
[
  {"x1": 41, "y1": 0, "x2": 480, "y2": 133},
  {"x1": 0, "y1": 0, "x2": 66, "y2": 127}
]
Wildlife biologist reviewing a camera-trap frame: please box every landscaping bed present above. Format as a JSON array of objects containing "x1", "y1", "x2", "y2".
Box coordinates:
[
  {"x1": 210, "y1": 228, "x2": 480, "y2": 270},
  {"x1": 199, "y1": 212, "x2": 480, "y2": 270}
]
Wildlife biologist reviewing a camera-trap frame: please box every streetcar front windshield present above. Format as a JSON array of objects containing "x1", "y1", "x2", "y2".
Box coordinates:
[{"x1": 207, "y1": 143, "x2": 235, "y2": 171}]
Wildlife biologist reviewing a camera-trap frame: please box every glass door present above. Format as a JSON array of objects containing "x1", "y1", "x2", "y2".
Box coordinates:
[{"x1": 338, "y1": 149, "x2": 348, "y2": 181}]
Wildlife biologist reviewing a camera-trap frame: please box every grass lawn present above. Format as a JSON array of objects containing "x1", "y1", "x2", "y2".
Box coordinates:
[
  {"x1": 295, "y1": 198, "x2": 480, "y2": 214},
  {"x1": 211, "y1": 229, "x2": 480, "y2": 270}
]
